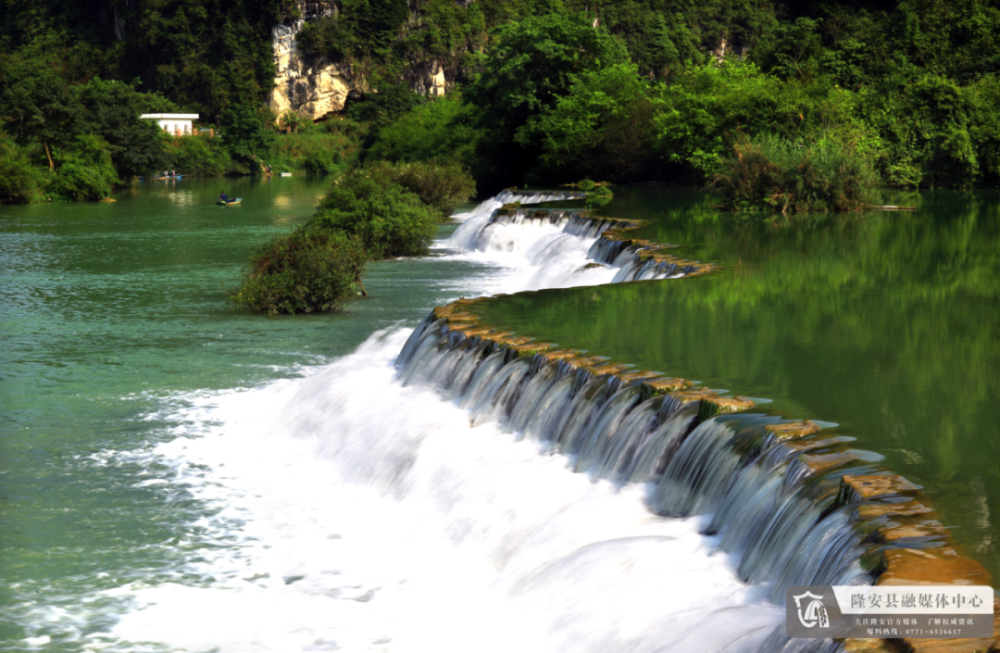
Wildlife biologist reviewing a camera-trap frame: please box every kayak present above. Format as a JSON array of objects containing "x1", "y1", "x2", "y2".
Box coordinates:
[
  {"x1": 279, "y1": 172, "x2": 292, "y2": 177},
  {"x1": 217, "y1": 198, "x2": 242, "y2": 206}
]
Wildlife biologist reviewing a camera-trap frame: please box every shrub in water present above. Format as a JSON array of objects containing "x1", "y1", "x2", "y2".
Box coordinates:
[
  {"x1": 231, "y1": 228, "x2": 366, "y2": 315},
  {"x1": 311, "y1": 171, "x2": 441, "y2": 258},
  {"x1": 712, "y1": 134, "x2": 878, "y2": 214},
  {"x1": 362, "y1": 160, "x2": 476, "y2": 219}
]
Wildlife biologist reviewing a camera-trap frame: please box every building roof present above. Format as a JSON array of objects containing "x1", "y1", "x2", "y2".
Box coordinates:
[{"x1": 140, "y1": 113, "x2": 200, "y2": 120}]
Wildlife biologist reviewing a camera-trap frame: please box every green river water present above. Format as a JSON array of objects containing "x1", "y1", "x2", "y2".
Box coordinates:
[
  {"x1": 1, "y1": 179, "x2": 996, "y2": 651},
  {"x1": 0, "y1": 177, "x2": 484, "y2": 647},
  {"x1": 480, "y1": 186, "x2": 1000, "y2": 583}
]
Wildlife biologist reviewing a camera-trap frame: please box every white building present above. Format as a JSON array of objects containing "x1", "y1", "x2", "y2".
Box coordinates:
[{"x1": 140, "y1": 113, "x2": 199, "y2": 135}]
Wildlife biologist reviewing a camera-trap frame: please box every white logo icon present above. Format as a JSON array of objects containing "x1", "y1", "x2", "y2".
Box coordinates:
[{"x1": 793, "y1": 591, "x2": 830, "y2": 628}]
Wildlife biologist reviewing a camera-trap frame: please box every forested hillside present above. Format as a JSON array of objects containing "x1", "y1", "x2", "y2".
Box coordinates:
[{"x1": 3, "y1": 0, "x2": 1000, "y2": 203}]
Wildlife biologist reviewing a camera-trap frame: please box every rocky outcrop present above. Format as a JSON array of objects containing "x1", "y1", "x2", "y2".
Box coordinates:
[
  {"x1": 270, "y1": 1, "x2": 450, "y2": 121},
  {"x1": 270, "y1": 2, "x2": 349, "y2": 121}
]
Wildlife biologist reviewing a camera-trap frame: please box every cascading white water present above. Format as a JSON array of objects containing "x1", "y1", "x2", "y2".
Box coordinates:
[
  {"x1": 90, "y1": 328, "x2": 787, "y2": 653},
  {"x1": 33, "y1": 191, "x2": 810, "y2": 652}
]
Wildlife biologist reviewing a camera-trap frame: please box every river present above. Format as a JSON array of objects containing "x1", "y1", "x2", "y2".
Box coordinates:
[{"x1": 1, "y1": 178, "x2": 994, "y2": 652}]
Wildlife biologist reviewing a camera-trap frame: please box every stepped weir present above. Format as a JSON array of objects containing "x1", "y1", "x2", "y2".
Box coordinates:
[{"x1": 397, "y1": 193, "x2": 999, "y2": 653}]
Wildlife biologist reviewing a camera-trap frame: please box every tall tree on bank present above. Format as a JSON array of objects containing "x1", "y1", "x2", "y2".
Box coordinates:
[{"x1": 464, "y1": 13, "x2": 629, "y2": 190}]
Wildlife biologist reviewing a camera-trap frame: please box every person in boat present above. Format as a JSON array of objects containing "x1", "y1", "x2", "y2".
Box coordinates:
[{"x1": 219, "y1": 191, "x2": 230, "y2": 203}]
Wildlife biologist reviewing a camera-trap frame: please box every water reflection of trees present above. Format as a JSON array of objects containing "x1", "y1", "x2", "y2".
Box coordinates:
[{"x1": 479, "y1": 187, "x2": 999, "y2": 580}]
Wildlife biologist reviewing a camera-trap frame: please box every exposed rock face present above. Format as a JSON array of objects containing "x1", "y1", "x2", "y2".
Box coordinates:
[
  {"x1": 270, "y1": 2, "x2": 348, "y2": 121},
  {"x1": 270, "y1": 1, "x2": 450, "y2": 121}
]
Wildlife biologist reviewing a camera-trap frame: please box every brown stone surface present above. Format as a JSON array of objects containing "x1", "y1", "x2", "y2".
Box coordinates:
[
  {"x1": 799, "y1": 451, "x2": 858, "y2": 475},
  {"x1": 451, "y1": 326, "x2": 493, "y2": 337},
  {"x1": 764, "y1": 420, "x2": 821, "y2": 440},
  {"x1": 858, "y1": 500, "x2": 936, "y2": 520},
  {"x1": 507, "y1": 343, "x2": 554, "y2": 357},
  {"x1": 446, "y1": 312, "x2": 479, "y2": 324},
  {"x1": 902, "y1": 597, "x2": 1000, "y2": 653},
  {"x1": 844, "y1": 475, "x2": 921, "y2": 500},
  {"x1": 538, "y1": 350, "x2": 579, "y2": 364},
  {"x1": 879, "y1": 520, "x2": 951, "y2": 543},
  {"x1": 585, "y1": 363, "x2": 632, "y2": 377},
  {"x1": 643, "y1": 377, "x2": 693, "y2": 394},
  {"x1": 668, "y1": 388, "x2": 719, "y2": 404},
  {"x1": 618, "y1": 370, "x2": 662, "y2": 384},
  {"x1": 843, "y1": 638, "x2": 897, "y2": 653},
  {"x1": 700, "y1": 395, "x2": 756, "y2": 417},
  {"x1": 877, "y1": 548, "x2": 992, "y2": 586},
  {"x1": 562, "y1": 356, "x2": 608, "y2": 370}
]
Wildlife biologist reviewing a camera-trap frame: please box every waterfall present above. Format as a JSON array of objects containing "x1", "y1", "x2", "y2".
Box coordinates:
[
  {"x1": 393, "y1": 191, "x2": 993, "y2": 651},
  {"x1": 445, "y1": 202, "x2": 711, "y2": 288},
  {"x1": 55, "y1": 190, "x2": 985, "y2": 653},
  {"x1": 396, "y1": 319, "x2": 877, "y2": 607}
]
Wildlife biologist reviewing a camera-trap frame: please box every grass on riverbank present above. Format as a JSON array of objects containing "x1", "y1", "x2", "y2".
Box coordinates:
[{"x1": 712, "y1": 135, "x2": 879, "y2": 214}]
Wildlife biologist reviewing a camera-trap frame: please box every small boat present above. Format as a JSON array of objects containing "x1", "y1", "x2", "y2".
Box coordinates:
[
  {"x1": 279, "y1": 172, "x2": 292, "y2": 177},
  {"x1": 217, "y1": 198, "x2": 242, "y2": 206}
]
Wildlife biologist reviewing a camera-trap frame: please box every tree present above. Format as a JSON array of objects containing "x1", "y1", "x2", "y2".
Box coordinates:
[
  {"x1": 0, "y1": 51, "x2": 81, "y2": 169},
  {"x1": 220, "y1": 100, "x2": 275, "y2": 166},
  {"x1": 76, "y1": 78, "x2": 174, "y2": 178},
  {"x1": 463, "y1": 12, "x2": 629, "y2": 189},
  {"x1": 309, "y1": 171, "x2": 440, "y2": 259},
  {"x1": 531, "y1": 62, "x2": 655, "y2": 181}
]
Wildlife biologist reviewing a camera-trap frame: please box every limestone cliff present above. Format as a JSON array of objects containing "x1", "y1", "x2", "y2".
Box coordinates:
[{"x1": 270, "y1": 1, "x2": 449, "y2": 121}]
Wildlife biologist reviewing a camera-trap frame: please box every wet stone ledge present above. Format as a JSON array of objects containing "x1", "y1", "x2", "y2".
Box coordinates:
[{"x1": 422, "y1": 297, "x2": 998, "y2": 653}]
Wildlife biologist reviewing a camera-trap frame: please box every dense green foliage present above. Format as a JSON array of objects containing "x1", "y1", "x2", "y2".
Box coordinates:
[
  {"x1": 266, "y1": 120, "x2": 361, "y2": 175},
  {"x1": 165, "y1": 135, "x2": 235, "y2": 177},
  {"x1": 232, "y1": 161, "x2": 465, "y2": 314},
  {"x1": 366, "y1": 95, "x2": 480, "y2": 169},
  {"x1": 0, "y1": 50, "x2": 174, "y2": 200},
  {"x1": 6, "y1": 0, "x2": 1000, "y2": 204},
  {"x1": 297, "y1": 0, "x2": 409, "y2": 60},
  {"x1": 0, "y1": 0, "x2": 296, "y2": 197},
  {"x1": 232, "y1": 228, "x2": 366, "y2": 315},
  {"x1": 712, "y1": 134, "x2": 878, "y2": 213},
  {"x1": 464, "y1": 13, "x2": 630, "y2": 188},
  {"x1": 309, "y1": 170, "x2": 441, "y2": 259},
  {"x1": 360, "y1": 160, "x2": 476, "y2": 219}
]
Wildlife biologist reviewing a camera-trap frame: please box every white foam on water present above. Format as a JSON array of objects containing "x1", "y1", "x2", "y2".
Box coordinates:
[
  {"x1": 13, "y1": 194, "x2": 784, "y2": 652},
  {"x1": 76, "y1": 328, "x2": 781, "y2": 653},
  {"x1": 436, "y1": 199, "x2": 616, "y2": 294}
]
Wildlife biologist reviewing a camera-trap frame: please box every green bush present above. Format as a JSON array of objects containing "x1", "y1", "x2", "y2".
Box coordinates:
[
  {"x1": 362, "y1": 160, "x2": 476, "y2": 219},
  {"x1": 167, "y1": 135, "x2": 234, "y2": 176},
  {"x1": 50, "y1": 134, "x2": 119, "y2": 201},
  {"x1": 231, "y1": 228, "x2": 366, "y2": 315},
  {"x1": 366, "y1": 95, "x2": 481, "y2": 168},
  {"x1": 584, "y1": 182, "x2": 614, "y2": 208},
  {"x1": 267, "y1": 129, "x2": 359, "y2": 175},
  {"x1": 711, "y1": 134, "x2": 878, "y2": 213},
  {"x1": 0, "y1": 138, "x2": 45, "y2": 203},
  {"x1": 310, "y1": 171, "x2": 440, "y2": 259}
]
